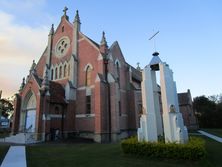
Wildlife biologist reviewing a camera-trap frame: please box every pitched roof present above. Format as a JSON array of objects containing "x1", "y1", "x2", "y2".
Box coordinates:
[
  {"x1": 30, "y1": 74, "x2": 66, "y2": 104},
  {"x1": 178, "y1": 92, "x2": 191, "y2": 105},
  {"x1": 49, "y1": 81, "x2": 66, "y2": 104},
  {"x1": 126, "y1": 63, "x2": 142, "y2": 82}
]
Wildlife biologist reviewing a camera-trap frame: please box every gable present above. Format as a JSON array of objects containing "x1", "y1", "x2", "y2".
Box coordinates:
[{"x1": 109, "y1": 41, "x2": 125, "y2": 63}]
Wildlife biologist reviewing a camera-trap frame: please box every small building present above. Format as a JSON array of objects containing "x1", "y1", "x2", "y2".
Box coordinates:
[{"x1": 178, "y1": 89, "x2": 198, "y2": 130}]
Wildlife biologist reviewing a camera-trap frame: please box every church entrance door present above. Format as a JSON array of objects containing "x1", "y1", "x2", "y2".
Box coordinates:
[{"x1": 26, "y1": 109, "x2": 36, "y2": 132}]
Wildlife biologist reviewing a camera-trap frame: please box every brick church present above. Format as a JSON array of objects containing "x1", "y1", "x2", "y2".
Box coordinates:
[{"x1": 12, "y1": 8, "x2": 197, "y2": 143}]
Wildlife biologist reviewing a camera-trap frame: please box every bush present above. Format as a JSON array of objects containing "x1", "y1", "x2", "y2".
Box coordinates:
[{"x1": 121, "y1": 136, "x2": 206, "y2": 160}]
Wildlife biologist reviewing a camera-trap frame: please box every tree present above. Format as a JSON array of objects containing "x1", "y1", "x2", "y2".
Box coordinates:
[
  {"x1": 0, "y1": 98, "x2": 14, "y2": 118},
  {"x1": 193, "y1": 95, "x2": 222, "y2": 128}
]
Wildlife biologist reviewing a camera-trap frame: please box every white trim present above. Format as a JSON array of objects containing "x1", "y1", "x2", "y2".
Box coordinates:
[
  {"x1": 76, "y1": 114, "x2": 95, "y2": 118},
  {"x1": 97, "y1": 53, "x2": 103, "y2": 61},
  {"x1": 49, "y1": 114, "x2": 65, "y2": 118},
  {"x1": 77, "y1": 85, "x2": 95, "y2": 90},
  {"x1": 120, "y1": 114, "x2": 128, "y2": 117},
  {"x1": 84, "y1": 63, "x2": 93, "y2": 71},
  {"x1": 108, "y1": 73, "x2": 115, "y2": 83},
  {"x1": 114, "y1": 59, "x2": 121, "y2": 68},
  {"x1": 108, "y1": 53, "x2": 113, "y2": 62}
]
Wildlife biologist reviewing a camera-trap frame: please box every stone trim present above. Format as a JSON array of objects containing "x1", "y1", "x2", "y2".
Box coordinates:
[{"x1": 75, "y1": 114, "x2": 95, "y2": 118}]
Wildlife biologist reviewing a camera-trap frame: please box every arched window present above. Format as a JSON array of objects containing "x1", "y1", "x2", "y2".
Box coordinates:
[
  {"x1": 59, "y1": 66, "x2": 62, "y2": 78},
  {"x1": 116, "y1": 62, "x2": 120, "y2": 78},
  {"x1": 86, "y1": 96, "x2": 91, "y2": 114},
  {"x1": 116, "y1": 62, "x2": 120, "y2": 87},
  {"x1": 55, "y1": 68, "x2": 58, "y2": 80},
  {"x1": 86, "y1": 66, "x2": 92, "y2": 86},
  {"x1": 64, "y1": 65, "x2": 67, "y2": 77},
  {"x1": 51, "y1": 69, "x2": 54, "y2": 80}
]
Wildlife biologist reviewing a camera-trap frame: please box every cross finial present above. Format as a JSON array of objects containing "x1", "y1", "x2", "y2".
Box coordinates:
[
  {"x1": 137, "y1": 62, "x2": 140, "y2": 67},
  {"x1": 136, "y1": 62, "x2": 141, "y2": 70},
  {"x1": 63, "y1": 6, "x2": 68, "y2": 16},
  {"x1": 149, "y1": 30, "x2": 159, "y2": 52}
]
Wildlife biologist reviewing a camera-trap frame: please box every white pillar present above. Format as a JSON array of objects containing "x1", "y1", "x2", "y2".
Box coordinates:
[
  {"x1": 138, "y1": 66, "x2": 163, "y2": 142},
  {"x1": 159, "y1": 63, "x2": 188, "y2": 143}
]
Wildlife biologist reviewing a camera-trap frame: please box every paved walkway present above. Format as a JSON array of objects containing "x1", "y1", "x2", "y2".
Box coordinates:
[
  {"x1": 198, "y1": 130, "x2": 222, "y2": 143},
  {"x1": 1, "y1": 146, "x2": 27, "y2": 167}
]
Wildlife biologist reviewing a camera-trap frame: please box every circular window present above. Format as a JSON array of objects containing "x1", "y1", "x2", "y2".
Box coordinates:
[{"x1": 55, "y1": 36, "x2": 70, "y2": 57}]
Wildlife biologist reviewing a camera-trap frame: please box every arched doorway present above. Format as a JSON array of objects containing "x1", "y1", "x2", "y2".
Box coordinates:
[{"x1": 21, "y1": 91, "x2": 37, "y2": 132}]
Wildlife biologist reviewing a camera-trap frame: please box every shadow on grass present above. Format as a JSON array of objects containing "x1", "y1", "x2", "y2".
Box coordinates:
[{"x1": 0, "y1": 145, "x2": 10, "y2": 166}]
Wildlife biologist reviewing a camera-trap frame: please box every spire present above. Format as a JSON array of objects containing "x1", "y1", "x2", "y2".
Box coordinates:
[
  {"x1": 49, "y1": 24, "x2": 54, "y2": 35},
  {"x1": 100, "y1": 31, "x2": 107, "y2": 46},
  {"x1": 74, "y1": 10, "x2": 81, "y2": 24},
  {"x1": 19, "y1": 77, "x2": 25, "y2": 92},
  {"x1": 100, "y1": 31, "x2": 108, "y2": 55},
  {"x1": 62, "y1": 6, "x2": 69, "y2": 20},
  {"x1": 29, "y1": 60, "x2": 37, "y2": 74}
]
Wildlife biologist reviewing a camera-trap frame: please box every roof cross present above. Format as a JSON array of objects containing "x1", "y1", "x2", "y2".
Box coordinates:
[
  {"x1": 149, "y1": 30, "x2": 159, "y2": 52},
  {"x1": 137, "y1": 62, "x2": 140, "y2": 67},
  {"x1": 63, "y1": 6, "x2": 68, "y2": 16}
]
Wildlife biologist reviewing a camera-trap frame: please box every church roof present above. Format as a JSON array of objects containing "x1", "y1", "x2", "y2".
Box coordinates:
[
  {"x1": 178, "y1": 92, "x2": 191, "y2": 106},
  {"x1": 126, "y1": 63, "x2": 142, "y2": 82},
  {"x1": 31, "y1": 74, "x2": 66, "y2": 104},
  {"x1": 49, "y1": 81, "x2": 66, "y2": 104},
  {"x1": 87, "y1": 36, "x2": 100, "y2": 48}
]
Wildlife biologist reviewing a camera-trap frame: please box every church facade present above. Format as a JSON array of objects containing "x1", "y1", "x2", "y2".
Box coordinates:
[
  {"x1": 12, "y1": 9, "x2": 142, "y2": 143},
  {"x1": 12, "y1": 8, "x2": 197, "y2": 143}
]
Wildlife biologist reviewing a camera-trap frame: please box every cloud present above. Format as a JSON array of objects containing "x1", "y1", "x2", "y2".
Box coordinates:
[
  {"x1": 0, "y1": 10, "x2": 48, "y2": 98},
  {"x1": 0, "y1": 0, "x2": 46, "y2": 12}
]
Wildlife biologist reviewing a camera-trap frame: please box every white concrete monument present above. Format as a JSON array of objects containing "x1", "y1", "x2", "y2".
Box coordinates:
[{"x1": 138, "y1": 52, "x2": 188, "y2": 144}]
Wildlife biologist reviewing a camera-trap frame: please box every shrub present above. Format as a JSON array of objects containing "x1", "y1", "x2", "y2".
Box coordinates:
[{"x1": 121, "y1": 136, "x2": 206, "y2": 160}]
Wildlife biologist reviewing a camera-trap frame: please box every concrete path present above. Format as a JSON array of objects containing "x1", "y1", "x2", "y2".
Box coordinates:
[
  {"x1": 198, "y1": 130, "x2": 222, "y2": 143},
  {"x1": 1, "y1": 146, "x2": 27, "y2": 167}
]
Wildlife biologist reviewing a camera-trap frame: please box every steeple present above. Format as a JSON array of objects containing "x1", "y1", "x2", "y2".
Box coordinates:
[
  {"x1": 29, "y1": 60, "x2": 37, "y2": 74},
  {"x1": 48, "y1": 24, "x2": 54, "y2": 35},
  {"x1": 70, "y1": 10, "x2": 81, "y2": 90},
  {"x1": 73, "y1": 10, "x2": 81, "y2": 31},
  {"x1": 100, "y1": 31, "x2": 107, "y2": 46},
  {"x1": 62, "y1": 6, "x2": 69, "y2": 20},
  {"x1": 100, "y1": 31, "x2": 108, "y2": 54},
  {"x1": 47, "y1": 24, "x2": 54, "y2": 67},
  {"x1": 19, "y1": 77, "x2": 25, "y2": 92},
  {"x1": 74, "y1": 10, "x2": 80, "y2": 23}
]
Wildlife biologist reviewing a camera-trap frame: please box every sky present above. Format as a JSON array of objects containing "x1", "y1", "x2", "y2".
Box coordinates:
[{"x1": 0, "y1": 0, "x2": 221, "y2": 99}]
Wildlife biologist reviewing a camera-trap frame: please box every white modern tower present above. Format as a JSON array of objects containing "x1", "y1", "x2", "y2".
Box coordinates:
[{"x1": 138, "y1": 52, "x2": 188, "y2": 143}]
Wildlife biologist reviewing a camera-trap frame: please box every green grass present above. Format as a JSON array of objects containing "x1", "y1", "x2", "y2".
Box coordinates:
[
  {"x1": 26, "y1": 136, "x2": 222, "y2": 167},
  {"x1": 202, "y1": 129, "x2": 222, "y2": 138},
  {"x1": 0, "y1": 145, "x2": 9, "y2": 165}
]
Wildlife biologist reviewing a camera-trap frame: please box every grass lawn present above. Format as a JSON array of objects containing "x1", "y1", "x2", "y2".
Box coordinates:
[
  {"x1": 26, "y1": 136, "x2": 222, "y2": 167},
  {"x1": 202, "y1": 129, "x2": 222, "y2": 138},
  {"x1": 0, "y1": 145, "x2": 9, "y2": 165}
]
